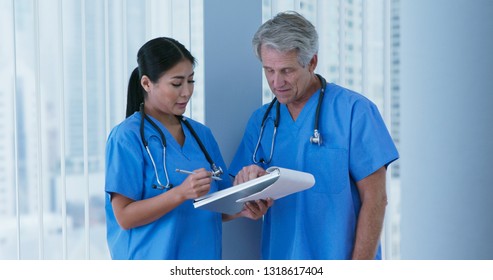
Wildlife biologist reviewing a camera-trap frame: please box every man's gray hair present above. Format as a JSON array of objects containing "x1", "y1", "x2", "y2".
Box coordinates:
[{"x1": 252, "y1": 11, "x2": 319, "y2": 67}]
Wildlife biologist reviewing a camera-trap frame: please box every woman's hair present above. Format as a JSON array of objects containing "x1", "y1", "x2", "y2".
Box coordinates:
[
  {"x1": 252, "y1": 11, "x2": 318, "y2": 67},
  {"x1": 125, "y1": 37, "x2": 196, "y2": 118}
]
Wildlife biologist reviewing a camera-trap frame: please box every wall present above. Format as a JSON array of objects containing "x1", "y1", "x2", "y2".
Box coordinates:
[
  {"x1": 400, "y1": 0, "x2": 493, "y2": 259},
  {"x1": 203, "y1": 0, "x2": 264, "y2": 259}
]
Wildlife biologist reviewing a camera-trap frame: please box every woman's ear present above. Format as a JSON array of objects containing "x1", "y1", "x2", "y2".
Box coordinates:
[{"x1": 141, "y1": 75, "x2": 151, "y2": 93}]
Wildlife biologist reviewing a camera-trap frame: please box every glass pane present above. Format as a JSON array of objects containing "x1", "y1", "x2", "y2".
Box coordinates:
[
  {"x1": 264, "y1": 0, "x2": 398, "y2": 259},
  {"x1": 0, "y1": 0, "x2": 18, "y2": 260},
  {"x1": 0, "y1": 0, "x2": 202, "y2": 260}
]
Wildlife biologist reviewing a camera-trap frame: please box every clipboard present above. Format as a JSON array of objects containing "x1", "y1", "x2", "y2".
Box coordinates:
[{"x1": 193, "y1": 167, "x2": 315, "y2": 215}]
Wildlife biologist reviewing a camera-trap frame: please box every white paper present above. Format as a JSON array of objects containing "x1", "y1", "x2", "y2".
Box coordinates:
[
  {"x1": 236, "y1": 167, "x2": 315, "y2": 203},
  {"x1": 193, "y1": 171, "x2": 281, "y2": 215}
]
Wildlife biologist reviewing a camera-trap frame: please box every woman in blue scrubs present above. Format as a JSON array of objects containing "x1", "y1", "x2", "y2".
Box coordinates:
[
  {"x1": 230, "y1": 12, "x2": 399, "y2": 259},
  {"x1": 105, "y1": 37, "x2": 268, "y2": 260}
]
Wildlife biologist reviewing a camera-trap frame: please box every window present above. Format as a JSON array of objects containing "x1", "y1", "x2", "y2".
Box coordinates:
[
  {"x1": 262, "y1": 0, "x2": 400, "y2": 259},
  {"x1": 1, "y1": 0, "x2": 400, "y2": 260},
  {"x1": 0, "y1": 0, "x2": 204, "y2": 260}
]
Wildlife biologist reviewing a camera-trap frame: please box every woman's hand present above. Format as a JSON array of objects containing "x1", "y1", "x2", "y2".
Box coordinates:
[{"x1": 176, "y1": 168, "x2": 213, "y2": 200}]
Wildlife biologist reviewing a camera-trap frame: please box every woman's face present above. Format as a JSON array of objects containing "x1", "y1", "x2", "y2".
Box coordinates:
[{"x1": 141, "y1": 59, "x2": 195, "y2": 117}]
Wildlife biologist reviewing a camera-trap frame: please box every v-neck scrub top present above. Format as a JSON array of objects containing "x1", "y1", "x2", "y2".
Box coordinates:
[
  {"x1": 229, "y1": 83, "x2": 399, "y2": 259},
  {"x1": 105, "y1": 112, "x2": 231, "y2": 260}
]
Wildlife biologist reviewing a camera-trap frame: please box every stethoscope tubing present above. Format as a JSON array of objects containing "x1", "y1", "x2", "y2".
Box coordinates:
[
  {"x1": 252, "y1": 74, "x2": 326, "y2": 163},
  {"x1": 139, "y1": 103, "x2": 223, "y2": 189}
]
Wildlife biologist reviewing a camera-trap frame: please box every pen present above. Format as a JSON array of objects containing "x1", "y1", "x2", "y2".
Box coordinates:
[{"x1": 175, "y1": 168, "x2": 222, "y2": 181}]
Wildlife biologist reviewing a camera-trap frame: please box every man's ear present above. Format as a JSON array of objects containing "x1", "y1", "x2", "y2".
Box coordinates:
[{"x1": 308, "y1": 54, "x2": 318, "y2": 73}]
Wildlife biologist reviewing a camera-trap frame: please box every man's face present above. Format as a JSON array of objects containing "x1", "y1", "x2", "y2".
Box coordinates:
[{"x1": 260, "y1": 45, "x2": 316, "y2": 106}]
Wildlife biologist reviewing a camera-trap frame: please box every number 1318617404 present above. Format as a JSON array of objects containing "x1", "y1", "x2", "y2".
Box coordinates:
[{"x1": 263, "y1": 266, "x2": 323, "y2": 276}]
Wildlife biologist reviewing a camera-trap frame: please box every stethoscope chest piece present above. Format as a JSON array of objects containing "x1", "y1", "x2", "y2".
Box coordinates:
[{"x1": 310, "y1": 129, "x2": 322, "y2": 145}]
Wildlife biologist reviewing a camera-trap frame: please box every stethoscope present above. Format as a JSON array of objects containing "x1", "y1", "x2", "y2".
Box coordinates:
[
  {"x1": 139, "y1": 103, "x2": 223, "y2": 190},
  {"x1": 252, "y1": 74, "x2": 326, "y2": 164}
]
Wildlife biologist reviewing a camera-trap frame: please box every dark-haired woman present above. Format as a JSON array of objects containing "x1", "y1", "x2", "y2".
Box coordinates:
[{"x1": 105, "y1": 37, "x2": 270, "y2": 260}]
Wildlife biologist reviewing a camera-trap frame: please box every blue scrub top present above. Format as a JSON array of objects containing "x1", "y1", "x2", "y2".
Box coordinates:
[
  {"x1": 105, "y1": 112, "x2": 231, "y2": 260},
  {"x1": 229, "y1": 83, "x2": 399, "y2": 260}
]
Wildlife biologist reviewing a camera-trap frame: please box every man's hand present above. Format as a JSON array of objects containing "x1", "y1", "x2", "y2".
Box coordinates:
[{"x1": 233, "y1": 164, "x2": 267, "y2": 185}]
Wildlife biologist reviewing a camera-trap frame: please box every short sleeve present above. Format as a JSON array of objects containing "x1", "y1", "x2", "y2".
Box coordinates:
[
  {"x1": 349, "y1": 99, "x2": 399, "y2": 182},
  {"x1": 105, "y1": 126, "x2": 145, "y2": 201}
]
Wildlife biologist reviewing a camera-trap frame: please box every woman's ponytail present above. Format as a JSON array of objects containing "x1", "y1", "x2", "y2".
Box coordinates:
[{"x1": 125, "y1": 67, "x2": 144, "y2": 118}]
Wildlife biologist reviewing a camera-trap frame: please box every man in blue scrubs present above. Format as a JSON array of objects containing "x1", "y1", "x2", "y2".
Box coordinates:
[{"x1": 230, "y1": 11, "x2": 399, "y2": 259}]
